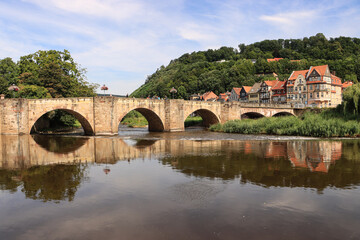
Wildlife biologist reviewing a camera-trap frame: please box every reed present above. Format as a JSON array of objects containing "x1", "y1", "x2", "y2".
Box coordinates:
[{"x1": 210, "y1": 112, "x2": 360, "y2": 137}]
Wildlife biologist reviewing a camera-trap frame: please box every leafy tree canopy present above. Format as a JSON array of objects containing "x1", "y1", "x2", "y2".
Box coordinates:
[
  {"x1": 0, "y1": 50, "x2": 98, "y2": 98},
  {"x1": 132, "y1": 33, "x2": 360, "y2": 99}
]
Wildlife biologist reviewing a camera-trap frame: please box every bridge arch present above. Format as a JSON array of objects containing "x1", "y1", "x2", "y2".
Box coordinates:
[
  {"x1": 184, "y1": 108, "x2": 220, "y2": 127},
  {"x1": 272, "y1": 111, "x2": 295, "y2": 117},
  {"x1": 118, "y1": 108, "x2": 165, "y2": 132},
  {"x1": 30, "y1": 109, "x2": 94, "y2": 135},
  {"x1": 241, "y1": 112, "x2": 265, "y2": 119}
]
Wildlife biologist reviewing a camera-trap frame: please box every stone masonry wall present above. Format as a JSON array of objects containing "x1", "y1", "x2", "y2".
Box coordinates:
[{"x1": 0, "y1": 97, "x2": 296, "y2": 135}]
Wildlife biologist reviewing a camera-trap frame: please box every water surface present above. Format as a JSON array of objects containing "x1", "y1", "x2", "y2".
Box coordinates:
[{"x1": 0, "y1": 129, "x2": 359, "y2": 240}]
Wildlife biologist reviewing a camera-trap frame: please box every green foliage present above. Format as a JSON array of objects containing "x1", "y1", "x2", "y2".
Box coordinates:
[
  {"x1": 342, "y1": 83, "x2": 360, "y2": 116},
  {"x1": 121, "y1": 110, "x2": 148, "y2": 128},
  {"x1": 211, "y1": 111, "x2": 360, "y2": 137},
  {"x1": 17, "y1": 50, "x2": 98, "y2": 98},
  {"x1": 184, "y1": 116, "x2": 203, "y2": 127},
  {"x1": 0, "y1": 58, "x2": 19, "y2": 97},
  {"x1": 0, "y1": 50, "x2": 99, "y2": 129},
  {"x1": 15, "y1": 84, "x2": 50, "y2": 99},
  {"x1": 132, "y1": 34, "x2": 360, "y2": 99}
]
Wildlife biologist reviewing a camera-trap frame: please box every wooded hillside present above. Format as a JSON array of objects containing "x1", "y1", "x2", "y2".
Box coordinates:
[{"x1": 131, "y1": 33, "x2": 360, "y2": 98}]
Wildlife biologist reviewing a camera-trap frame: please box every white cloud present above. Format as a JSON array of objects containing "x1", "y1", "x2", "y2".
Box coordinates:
[
  {"x1": 22, "y1": 0, "x2": 144, "y2": 21},
  {"x1": 1, "y1": 0, "x2": 360, "y2": 95},
  {"x1": 260, "y1": 11, "x2": 318, "y2": 34}
]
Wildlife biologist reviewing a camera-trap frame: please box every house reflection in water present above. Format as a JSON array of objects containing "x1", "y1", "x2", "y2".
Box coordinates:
[
  {"x1": 288, "y1": 141, "x2": 342, "y2": 173},
  {"x1": 243, "y1": 141, "x2": 342, "y2": 173}
]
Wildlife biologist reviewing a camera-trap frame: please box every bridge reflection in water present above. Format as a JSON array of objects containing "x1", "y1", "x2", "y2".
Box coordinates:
[{"x1": 0, "y1": 135, "x2": 360, "y2": 201}]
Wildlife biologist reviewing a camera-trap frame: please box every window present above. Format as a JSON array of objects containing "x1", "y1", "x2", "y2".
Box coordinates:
[
  {"x1": 295, "y1": 87, "x2": 297, "y2": 91},
  {"x1": 310, "y1": 85, "x2": 313, "y2": 90},
  {"x1": 316, "y1": 84, "x2": 320, "y2": 89},
  {"x1": 304, "y1": 86, "x2": 306, "y2": 91},
  {"x1": 303, "y1": 94, "x2": 306, "y2": 99},
  {"x1": 317, "y1": 93, "x2": 319, "y2": 98},
  {"x1": 310, "y1": 93, "x2": 313, "y2": 98},
  {"x1": 321, "y1": 93, "x2": 323, "y2": 97}
]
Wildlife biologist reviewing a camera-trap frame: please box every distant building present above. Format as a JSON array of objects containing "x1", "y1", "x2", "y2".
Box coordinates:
[
  {"x1": 342, "y1": 81, "x2": 353, "y2": 89},
  {"x1": 286, "y1": 65, "x2": 343, "y2": 108},
  {"x1": 218, "y1": 92, "x2": 230, "y2": 102},
  {"x1": 239, "y1": 86, "x2": 252, "y2": 102},
  {"x1": 267, "y1": 58, "x2": 283, "y2": 62},
  {"x1": 271, "y1": 81, "x2": 287, "y2": 104},
  {"x1": 189, "y1": 93, "x2": 201, "y2": 101},
  {"x1": 259, "y1": 80, "x2": 278, "y2": 103},
  {"x1": 286, "y1": 70, "x2": 308, "y2": 105},
  {"x1": 229, "y1": 87, "x2": 241, "y2": 101},
  {"x1": 201, "y1": 91, "x2": 218, "y2": 101},
  {"x1": 248, "y1": 82, "x2": 261, "y2": 103}
]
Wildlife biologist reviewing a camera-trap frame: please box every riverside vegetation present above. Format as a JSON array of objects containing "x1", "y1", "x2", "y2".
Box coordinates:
[{"x1": 210, "y1": 84, "x2": 360, "y2": 137}]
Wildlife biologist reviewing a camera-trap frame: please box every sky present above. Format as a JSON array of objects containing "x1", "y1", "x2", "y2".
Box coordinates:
[{"x1": 1, "y1": 0, "x2": 360, "y2": 95}]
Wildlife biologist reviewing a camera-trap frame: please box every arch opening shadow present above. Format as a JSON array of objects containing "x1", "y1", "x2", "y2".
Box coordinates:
[
  {"x1": 31, "y1": 109, "x2": 94, "y2": 136},
  {"x1": 186, "y1": 109, "x2": 220, "y2": 128},
  {"x1": 241, "y1": 112, "x2": 265, "y2": 119},
  {"x1": 120, "y1": 108, "x2": 164, "y2": 132},
  {"x1": 272, "y1": 112, "x2": 295, "y2": 117}
]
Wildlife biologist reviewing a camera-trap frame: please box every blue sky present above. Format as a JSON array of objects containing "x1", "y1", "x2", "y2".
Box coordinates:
[{"x1": 1, "y1": 0, "x2": 360, "y2": 95}]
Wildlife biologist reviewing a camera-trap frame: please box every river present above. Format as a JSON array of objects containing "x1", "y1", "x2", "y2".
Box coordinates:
[{"x1": 0, "y1": 127, "x2": 359, "y2": 239}]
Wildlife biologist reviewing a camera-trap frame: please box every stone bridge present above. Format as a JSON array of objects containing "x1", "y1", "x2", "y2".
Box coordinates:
[{"x1": 0, "y1": 97, "x2": 301, "y2": 135}]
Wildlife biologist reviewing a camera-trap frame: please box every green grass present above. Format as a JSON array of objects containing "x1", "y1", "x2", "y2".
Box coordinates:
[
  {"x1": 121, "y1": 110, "x2": 148, "y2": 128},
  {"x1": 185, "y1": 116, "x2": 203, "y2": 127},
  {"x1": 210, "y1": 111, "x2": 360, "y2": 138}
]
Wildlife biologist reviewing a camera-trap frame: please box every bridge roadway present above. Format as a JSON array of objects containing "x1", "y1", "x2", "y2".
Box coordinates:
[{"x1": 0, "y1": 97, "x2": 302, "y2": 135}]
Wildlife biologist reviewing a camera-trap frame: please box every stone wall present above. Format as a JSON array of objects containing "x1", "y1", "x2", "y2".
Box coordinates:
[{"x1": 0, "y1": 97, "x2": 297, "y2": 135}]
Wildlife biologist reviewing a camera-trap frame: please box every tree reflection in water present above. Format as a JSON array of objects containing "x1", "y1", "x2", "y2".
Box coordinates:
[
  {"x1": 0, "y1": 164, "x2": 87, "y2": 202},
  {"x1": 1, "y1": 135, "x2": 360, "y2": 200}
]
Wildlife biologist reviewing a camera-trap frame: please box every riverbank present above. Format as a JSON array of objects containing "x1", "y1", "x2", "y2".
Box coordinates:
[{"x1": 210, "y1": 111, "x2": 360, "y2": 138}]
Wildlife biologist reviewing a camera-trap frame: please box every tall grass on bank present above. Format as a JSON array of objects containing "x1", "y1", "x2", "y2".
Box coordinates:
[{"x1": 210, "y1": 111, "x2": 360, "y2": 137}]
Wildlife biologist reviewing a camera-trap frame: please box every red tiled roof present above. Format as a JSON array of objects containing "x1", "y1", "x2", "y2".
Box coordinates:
[
  {"x1": 307, "y1": 65, "x2": 328, "y2": 78},
  {"x1": 201, "y1": 91, "x2": 218, "y2": 101},
  {"x1": 267, "y1": 58, "x2": 283, "y2": 62},
  {"x1": 272, "y1": 80, "x2": 285, "y2": 90},
  {"x1": 264, "y1": 80, "x2": 278, "y2": 87},
  {"x1": 288, "y1": 70, "x2": 308, "y2": 80},
  {"x1": 232, "y1": 87, "x2": 242, "y2": 95},
  {"x1": 331, "y1": 74, "x2": 342, "y2": 86},
  {"x1": 342, "y1": 81, "x2": 353, "y2": 89},
  {"x1": 219, "y1": 93, "x2": 229, "y2": 101},
  {"x1": 242, "y1": 86, "x2": 252, "y2": 93}
]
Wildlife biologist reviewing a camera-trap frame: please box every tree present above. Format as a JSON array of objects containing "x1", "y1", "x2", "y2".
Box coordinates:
[
  {"x1": 18, "y1": 50, "x2": 98, "y2": 97},
  {"x1": 15, "y1": 84, "x2": 50, "y2": 99},
  {"x1": 343, "y1": 83, "x2": 360, "y2": 116},
  {"x1": 177, "y1": 85, "x2": 187, "y2": 99},
  {"x1": 0, "y1": 58, "x2": 19, "y2": 96}
]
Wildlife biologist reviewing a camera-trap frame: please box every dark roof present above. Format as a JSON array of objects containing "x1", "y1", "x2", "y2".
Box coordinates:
[{"x1": 248, "y1": 82, "x2": 261, "y2": 94}]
